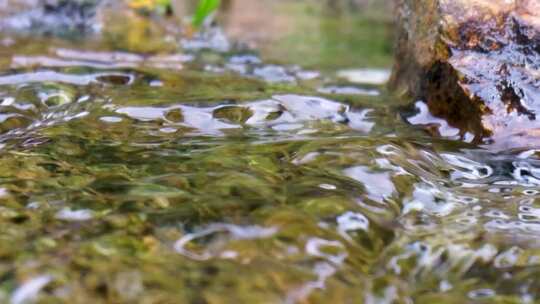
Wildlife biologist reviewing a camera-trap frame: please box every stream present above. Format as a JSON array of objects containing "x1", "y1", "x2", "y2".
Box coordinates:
[{"x1": 0, "y1": 1, "x2": 539, "y2": 303}]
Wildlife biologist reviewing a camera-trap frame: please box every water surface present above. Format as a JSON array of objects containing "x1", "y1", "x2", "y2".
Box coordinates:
[{"x1": 0, "y1": 1, "x2": 539, "y2": 303}]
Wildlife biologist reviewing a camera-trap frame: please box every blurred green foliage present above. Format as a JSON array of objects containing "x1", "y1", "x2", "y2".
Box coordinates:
[
  {"x1": 129, "y1": 0, "x2": 221, "y2": 30},
  {"x1": 192, "y1": 0, "x2": 221, "y2": 28}
]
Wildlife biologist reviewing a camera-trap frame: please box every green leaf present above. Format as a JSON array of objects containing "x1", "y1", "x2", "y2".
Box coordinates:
[{"x1": 192, "y1": 0, "x2": 221, "y2": 28}]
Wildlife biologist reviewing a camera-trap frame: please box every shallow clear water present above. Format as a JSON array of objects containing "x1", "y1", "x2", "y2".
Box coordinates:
[{"x1": 1, "y1": 1, "x2": 540, "y2": 303}]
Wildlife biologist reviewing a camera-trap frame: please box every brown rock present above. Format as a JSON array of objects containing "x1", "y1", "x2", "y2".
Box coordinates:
[{"x1": 391, "y1": 0, "x2": 540, "y2": 143}]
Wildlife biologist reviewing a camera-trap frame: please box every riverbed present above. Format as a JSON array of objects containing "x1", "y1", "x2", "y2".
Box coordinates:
[{"x1": 0, "y1": 1, "x2": 539, "y2": 303}]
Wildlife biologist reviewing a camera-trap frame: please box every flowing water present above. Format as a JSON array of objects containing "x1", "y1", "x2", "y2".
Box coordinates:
[{"x1": 0, "y1": 1, "x2": 540, "y2": 303}]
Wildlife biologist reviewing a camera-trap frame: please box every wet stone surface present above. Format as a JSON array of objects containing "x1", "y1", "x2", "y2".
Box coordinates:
[{"x1": 392, "y1": 0, "x2": 540, "y2": 147}]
